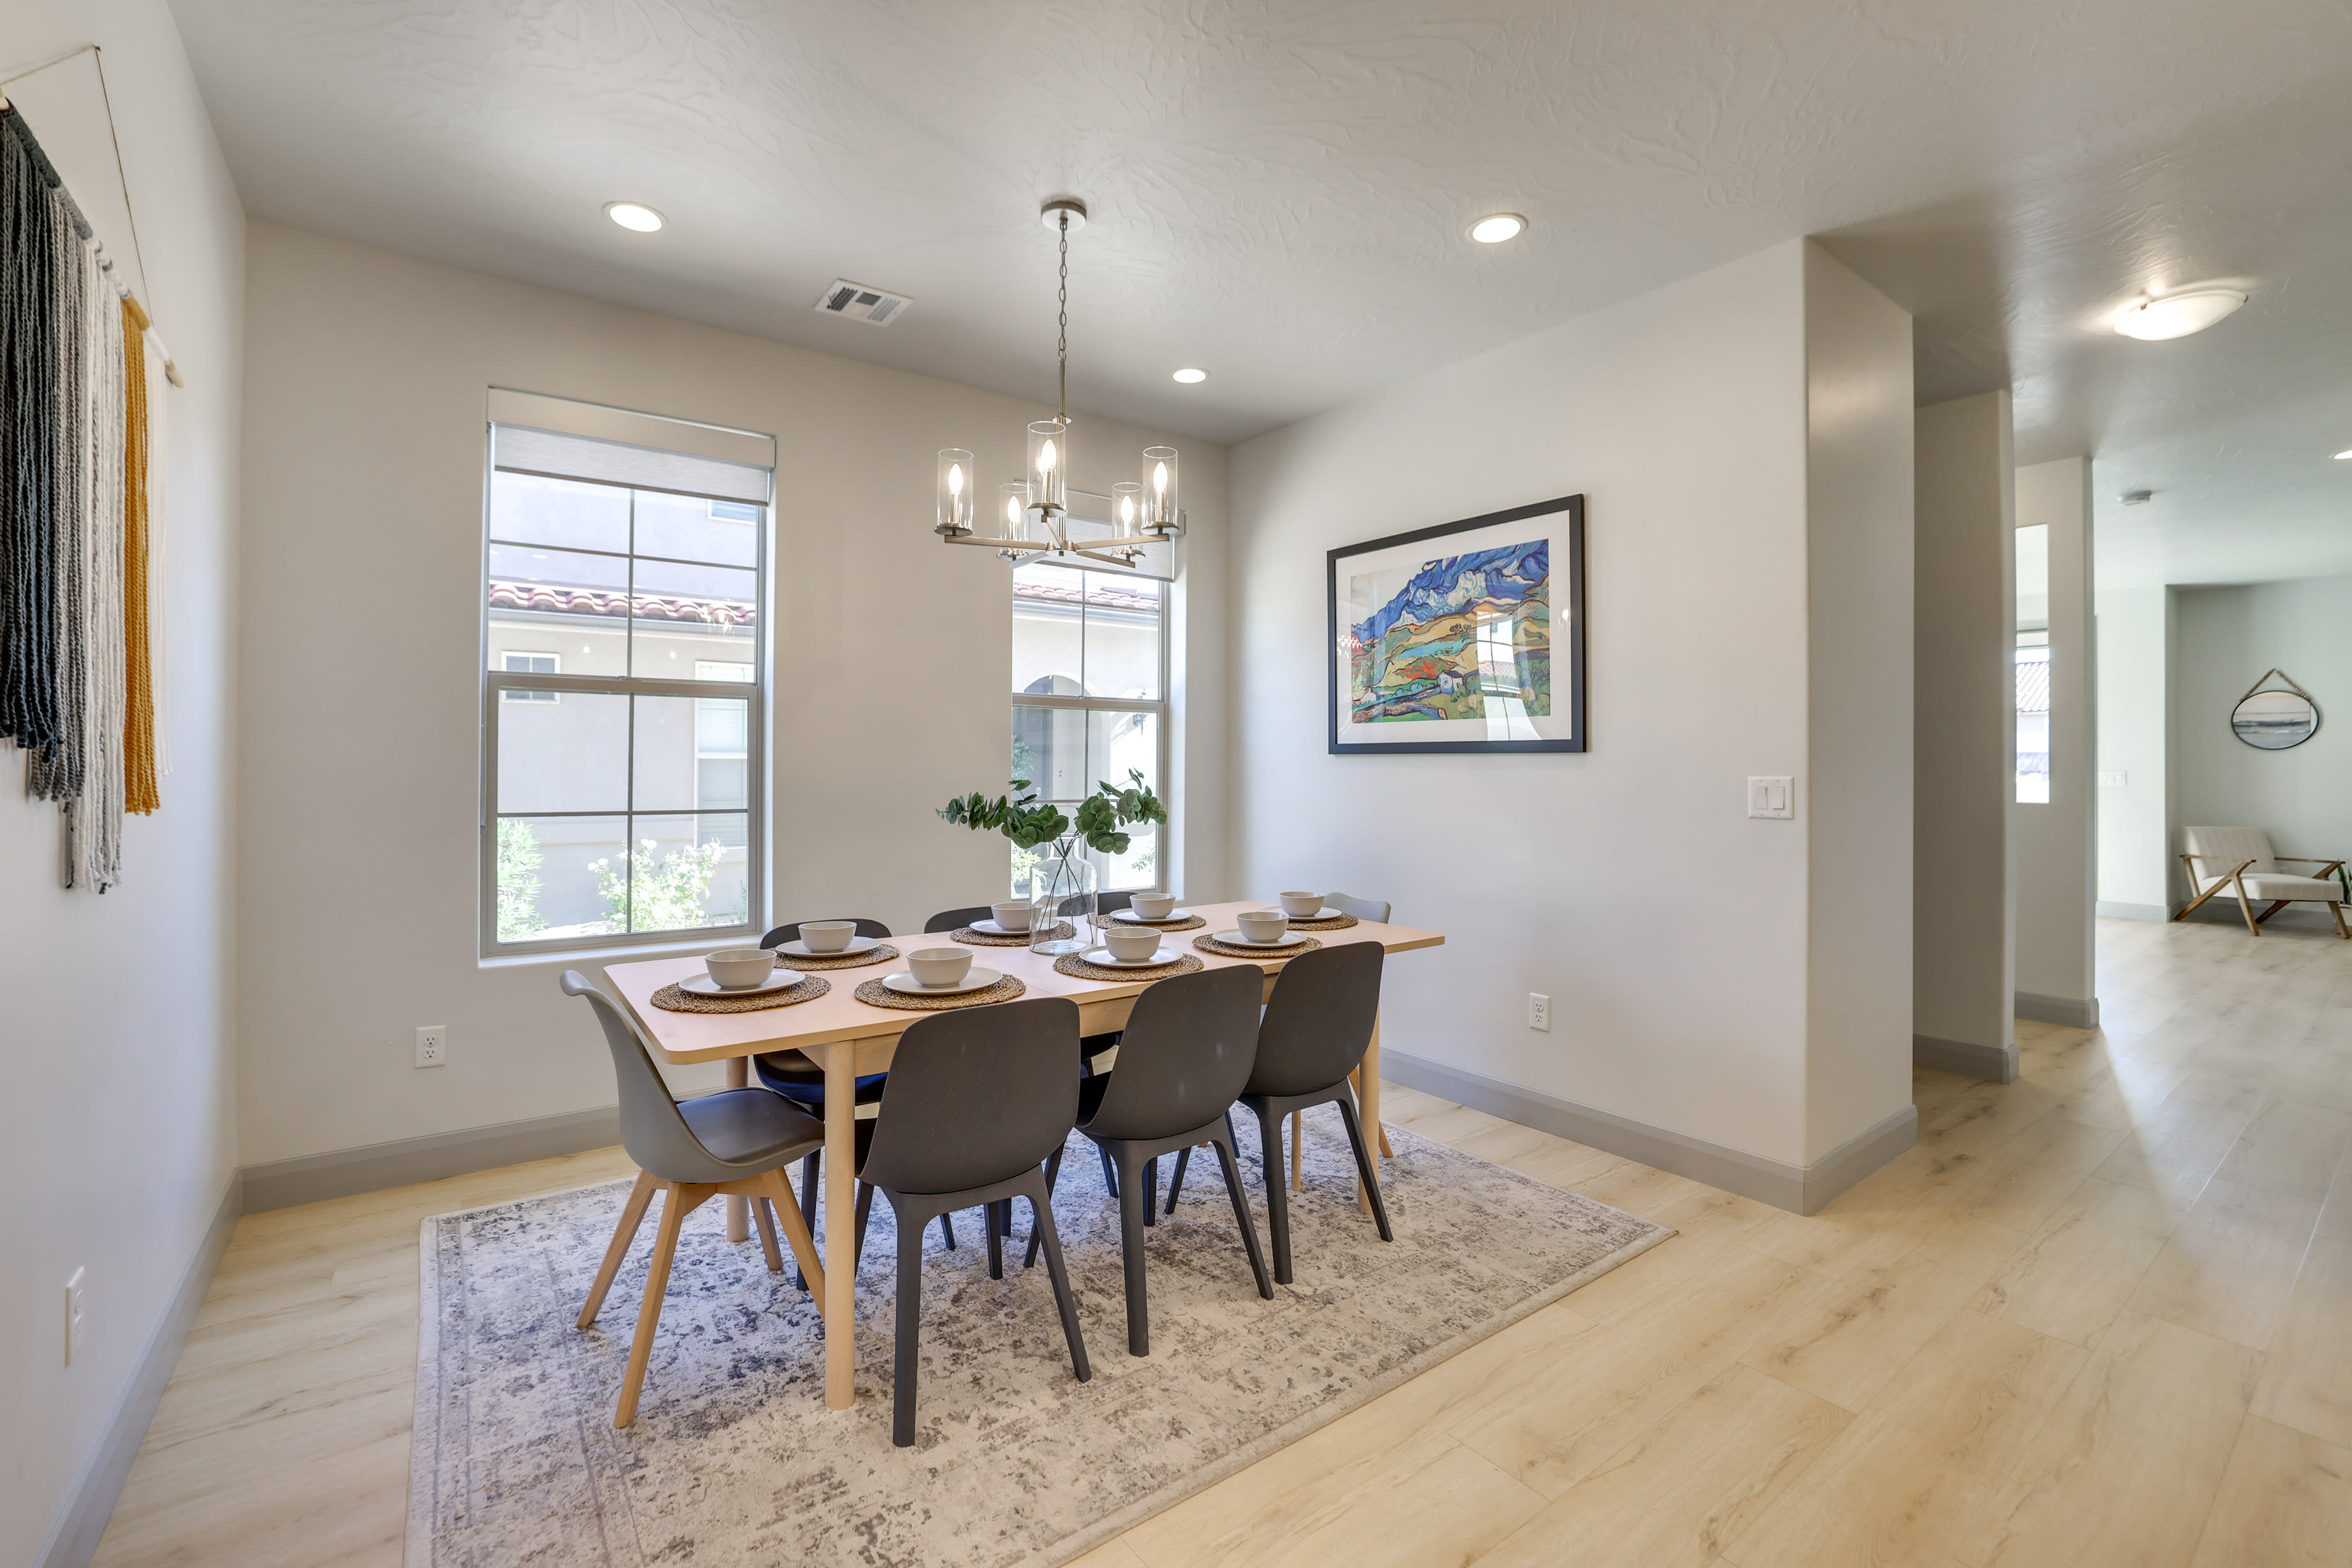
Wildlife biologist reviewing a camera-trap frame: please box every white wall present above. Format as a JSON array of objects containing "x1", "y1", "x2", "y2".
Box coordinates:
[
  {"x1": 2014, "y1": 458, "x2": 2096, "y2": 1010},
  {"x1": 235, "y1": 222, "x2": 1228, "y2": 1165},
  {"x1": 2174, "y1": 574, "x2": 2352, "y2": 897},
  {"x1": 1913, "y1": 391, "x2": 2016, "y2": 1073},
  {"x1": 0, "y1": 4, "x2": 245, "y2": 1562},
  {"x1": 2094, "y1": 583, "x2": 2173, "y2": 916},
  {"x1": 1227, "y1": 239, "x2": 1915, "y2": 1178}
]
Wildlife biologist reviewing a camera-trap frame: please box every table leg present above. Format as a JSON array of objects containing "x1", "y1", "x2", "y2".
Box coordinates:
[
  {"x1": 822, "y1": 1043, "x2": 857, "y2": 1411},
  {"x1": 1357, "y1": 1012, "x2": 1386, "y2": 1214},
  {"x1": 725, "y1": 1056, "x2": 750, "y2": 1242}
]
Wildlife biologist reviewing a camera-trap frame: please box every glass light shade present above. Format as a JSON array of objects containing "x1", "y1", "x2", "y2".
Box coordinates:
[
  {"x1": 1028, "y1": 419, "x2": 1070, "y2": 513},
  {"x1": 1112, "y1": 481, "x2": 1145, "y2": 539},
  {"x1": 936, "y1": 448, "x2": 975, "y2": 534},
  {"x1": 999, "y1": 482, "x2": 1033, "y2": 542},
  {"x1": 1141, "y1": 446, "x2": 1179, "y2": 535}
]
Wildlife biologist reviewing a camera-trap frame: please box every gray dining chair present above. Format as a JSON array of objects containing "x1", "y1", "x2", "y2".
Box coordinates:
[
  {"x1": 1025, "y1": 965, "x2": 1272, "y2": 1354},
  {"x1": 924, "y1": 905, "x2": 996, "y2": 933},
  {"x1": 855, "y1": 996, "x2": 1093, "y2": 1446},
  {"x1": 560, "y1": 971, "x2": 827, "y2": 1428}
]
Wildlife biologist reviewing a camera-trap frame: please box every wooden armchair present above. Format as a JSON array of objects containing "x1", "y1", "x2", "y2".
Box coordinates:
[{"x1": 2175, "y1": 825, "x2": 2350, "y2": 938}]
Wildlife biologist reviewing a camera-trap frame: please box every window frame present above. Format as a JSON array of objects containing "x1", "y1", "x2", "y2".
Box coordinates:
[
  {"x1": 479, "y1": 433, "x2": 770, "y2": 959},
  {"x1": 1010, "y1": 552, "x2": 1173, "y2": 896}
]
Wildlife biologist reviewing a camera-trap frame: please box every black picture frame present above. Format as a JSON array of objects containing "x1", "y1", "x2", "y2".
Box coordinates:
[{"x1": 1326, "y1": 494, "x2": 1585, "y2": 756}]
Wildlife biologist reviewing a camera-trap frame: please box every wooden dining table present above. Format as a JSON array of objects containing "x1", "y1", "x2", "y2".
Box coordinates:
[{"x1": 603, "y1": 899, "x2": 1445, "y2": 1411}]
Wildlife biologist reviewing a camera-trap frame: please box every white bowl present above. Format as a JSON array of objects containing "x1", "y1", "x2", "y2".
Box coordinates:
[
  {"x1": 907, "y1": 947, "x2": 974, "y2": 987},
  {"x1": 1279, "y1": 891, "x2": 1323, "y2": 917},
  {"x1": 1130, "y1": 893, "x2": 1179, "y2": 920},
  {"x1": 989, "y1": 900, "x2": 1033, "y2": 931},
  {"x1": 1102, "y1": 926, "x2": 1162, "y2": 961},
  {"x1": 705, "y1": 948, "x2": 778, "y2": 990},
  {"x1": 1236, "y1": 911, "x2": 1291, "y2": 943},
  {"x1": 800, "y1": 920, "x2": 857, "y2": 953}
]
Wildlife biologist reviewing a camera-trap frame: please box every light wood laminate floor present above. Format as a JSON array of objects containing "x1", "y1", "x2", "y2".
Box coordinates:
[{"x1": 94, "y1": 917, "x2": 2352, "y2": 1567}]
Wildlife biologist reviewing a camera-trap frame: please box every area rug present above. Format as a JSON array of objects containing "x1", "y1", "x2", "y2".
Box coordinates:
[{"x1": 406, "y1": 1117, "x2": 1672, "y2": 1567}]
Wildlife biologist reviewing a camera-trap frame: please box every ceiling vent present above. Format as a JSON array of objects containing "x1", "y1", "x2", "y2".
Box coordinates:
[{"x1": 813, "y1": 279, "x2": 912, "y2": 326}]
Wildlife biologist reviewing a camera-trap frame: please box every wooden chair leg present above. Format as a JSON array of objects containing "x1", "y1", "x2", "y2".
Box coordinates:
[
  {"x1": 616, "y1": 1183, "x2": 696, "y2": 1428},
  {"x1": 762, "y1": 1169, "x2": 825, "y2": 1296},
  {"x1": 2234, "y1": 878, "x2": 2261, "y2": 935},
  {"x1": 1291, "y1": 1111, "x2": 1304, "y2": 1191},
  {"x1": 750, "y1": 1195, "x2": 783, "y2": 1273},
  {"x1": 2334, "y1": 902, "x2": 2350, "y2": 940},
  {"x1": 2256, "y1": 900, "x2": 2292, "y2": 926},
  {"x1": 579, "y1": 1170, "x2": 657, "y2": 1329}
]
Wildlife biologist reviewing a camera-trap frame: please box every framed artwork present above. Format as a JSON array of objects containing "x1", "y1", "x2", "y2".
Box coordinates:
[{"x1": 1326, "y1": 495, "x2": 1585, "y2": 755}]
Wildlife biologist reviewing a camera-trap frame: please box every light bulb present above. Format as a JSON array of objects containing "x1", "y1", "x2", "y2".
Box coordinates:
[
  {"x1": 1153, "y1": 461, "x2": 1168, "y2": 494},
  {"x1": 1038, "y1": 439, "x2": 1057, "y2": 474},
  {"x1": 948, "y1": 463, "x2": 964, "y2": 496},
  {"x1": 1120, "y1": 495, "x2": 1136, "y2": 525},
  {"x1": 1006, "y1": 493, "x2": 1022, "y2": 526}
]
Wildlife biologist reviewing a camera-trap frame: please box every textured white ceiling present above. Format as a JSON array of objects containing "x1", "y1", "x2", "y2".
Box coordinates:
[{"x1": 168, "y1": 0, "x2": 2352, "y2": 584}]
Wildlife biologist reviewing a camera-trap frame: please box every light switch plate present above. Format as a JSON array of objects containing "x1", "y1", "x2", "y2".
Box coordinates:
[
  {"x1": 1747, "y1": 776, "x2": 1795, "y2": 819},
  {"x1": 2098, "y1": 771, "x2": 2128, "y2": 787},
  {"x1": 65, "y1": 1267, "x2": 85, "y2": 1366}
]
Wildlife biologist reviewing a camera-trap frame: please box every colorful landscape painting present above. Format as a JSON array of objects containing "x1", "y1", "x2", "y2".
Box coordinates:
[{"x1": 1348, "y1": 539, "x2": 1550, "y2": 723}]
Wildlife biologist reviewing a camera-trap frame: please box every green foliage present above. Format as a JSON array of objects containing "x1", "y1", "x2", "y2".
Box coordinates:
[
  {"x1": 939, "y1": 769, "x2": 1164, "y2": 856},
  {"x1": 593, "y1": 838, "x2": 727, "y2": 933},
  {"x1": 495, "y1": 818, "x2": 547, "y2": 942}
]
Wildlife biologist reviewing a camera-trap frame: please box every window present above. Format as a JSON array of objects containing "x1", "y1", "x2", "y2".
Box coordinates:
[
  {"x1": 482, "y1": 408, "x2": 773, "y2": 954},
  {"x1": 2016, "y1": 521, "x2": 2050, "y2": 804},
  {"x1": 1010, "y1": 495, "x2": 1172, "y2": 896},
  {"x1": 501, "y1": 651, "x2": 561, "y2": 701}
]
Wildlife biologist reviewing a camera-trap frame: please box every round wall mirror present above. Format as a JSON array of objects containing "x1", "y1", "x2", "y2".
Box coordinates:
[{"x1": 2231, "y1": 689, "x2": 2319, "y2": 749}]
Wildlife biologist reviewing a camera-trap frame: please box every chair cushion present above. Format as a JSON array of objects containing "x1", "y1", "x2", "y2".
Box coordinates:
[
  {"x1": 2237, "y1": 874, "x2": 2346, "y2": 903},
  {"x1": 679, "y1": 1089, "x2": 824, "y2": 1167},
  {"x1": 2184, "y1": 826, "x2": 2279, "y2": 876},
  {"x1": 752, "y1": 1050, "x2": 889, "y2": 1105}
]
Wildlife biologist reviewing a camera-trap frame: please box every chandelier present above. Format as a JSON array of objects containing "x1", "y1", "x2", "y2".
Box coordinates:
[{"x1": 934, "y1": 198, "x2": 1179, "y2": 566}]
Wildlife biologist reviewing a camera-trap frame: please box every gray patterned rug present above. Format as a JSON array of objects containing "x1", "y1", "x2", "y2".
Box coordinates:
[{"x1": 407, "y1": 1118, "x2": 1671, "y2": 1567}]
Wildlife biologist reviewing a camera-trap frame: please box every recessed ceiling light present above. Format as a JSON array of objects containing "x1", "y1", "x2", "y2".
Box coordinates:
[
  {"x1": 1172, "y1": 367, "x2": 1208, "y2": 384},
  {"x1": 604, "y1": 201, "x2": 665, "y2": 233},
  {"x1": 2335, "y1": 449, "x2": 2352, "y2": 460},
  {"x1": 1469, "y1": 213, "x2": 1526, "y2": 244},
  {"x1": 2112, "y1": 287, "x2": 2247, "y2": 340},
  {"x1": 2119, "y1": 490, "x2": 2154, "y2": 505}
]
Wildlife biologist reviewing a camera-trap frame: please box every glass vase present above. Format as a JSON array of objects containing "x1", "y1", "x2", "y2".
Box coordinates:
[{"x1": 1027, "y1": 851, "x2": 1098, "y2": 957}]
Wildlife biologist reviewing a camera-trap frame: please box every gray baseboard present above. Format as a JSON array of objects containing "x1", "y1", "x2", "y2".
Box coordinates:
[
  {"x1": 1380, "y1": 1049, "x2": 1917, "y2": 1216},
  {"x1": 242, "y1": 1105, "x2": 623, "y2": 1212},
  {"x1": 39, "y1": 1174, "x2": 242, "y2": 1568},
  {"x1": 2096, "y1": 901, "x2": 2168, "y2": 922},
  {"x1": 2015, "y1": 991, "x2": 2100, "y2": 1029},
  {"x1": 1914, "y1": 1033, "x2": 2018, "y2": 1083}
]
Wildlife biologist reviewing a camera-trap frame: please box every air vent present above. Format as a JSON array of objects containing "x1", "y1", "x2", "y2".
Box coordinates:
[{"x1": 813, "y1": 279, "x2": 912, "y2": 326}]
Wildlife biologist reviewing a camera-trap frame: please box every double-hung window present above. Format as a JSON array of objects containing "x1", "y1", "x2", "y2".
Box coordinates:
[
  {"x1": 481, "y1": 394, "x2": 773, "y2": 954},
  {"x1": 1010, "y1": 492, "x2": 1175, "y2": 895}
]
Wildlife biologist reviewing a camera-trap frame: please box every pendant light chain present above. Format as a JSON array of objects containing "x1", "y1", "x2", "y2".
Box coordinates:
[{"x1": 1056, "y1": 212, "x2": 1070, "y2": 423}]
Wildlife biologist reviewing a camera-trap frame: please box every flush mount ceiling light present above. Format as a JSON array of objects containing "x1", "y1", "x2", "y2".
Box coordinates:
[
  {"x1": 2113, "y1": 287, "x2": 2247, "y2": 340},
  {"x1": 931, "y1": 198, "x2": 1180, "y2": 568},
  {"x1": 2119, "y1": 490, "x2": 2154, "y2": 505},
  {"x1": 2334, "y1": 449, "x2": 2352, "y2": 460},
  {"x1": 604, "y1": 201, "x2": 665, "y2": 233},
  {"x1": 1172, "y1": 367, "x2": 1208, "y2": 384},
  {"x1": 1469, "y1": 213, "x2": 1526, "y2": 243}
]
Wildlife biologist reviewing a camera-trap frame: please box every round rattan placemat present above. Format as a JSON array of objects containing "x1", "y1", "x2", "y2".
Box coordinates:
[
  {"x1": 1279, "y1": 911, "x2": 1360, "y2": 931},
  {"x1": 1192, "y1": 934, "x2": 1324, "y2": 961},
  {"x1": 1052, "y1": 952, "x2": 1205, "y2": 983},
  {"x1": 951, "y1": 922, "x2": 1073, "y2": 947},
  {"x1": 766, "y1": 943, "x2": 900, "y2": 971},
  {"x1": 852, "y1": 975, "x2": 1027, "y2": 1011},
  {"x1": 651, "y1": 976, "x2": 832, "y2": 1013},
  {"x1": 1102, "y1": 912, "x2": 1208, "y2": 933}
]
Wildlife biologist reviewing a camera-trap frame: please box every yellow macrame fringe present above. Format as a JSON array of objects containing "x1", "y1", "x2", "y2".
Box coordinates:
[{"x1": 122, "y1": 294, "x2": 159, "y2": 815}]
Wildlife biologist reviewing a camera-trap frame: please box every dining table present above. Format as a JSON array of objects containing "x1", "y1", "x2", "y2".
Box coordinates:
[{"x1": 602, "y1": 899, "x2": 1446, "y2": 1411}]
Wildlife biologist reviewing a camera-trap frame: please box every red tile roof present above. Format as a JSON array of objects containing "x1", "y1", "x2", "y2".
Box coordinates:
[{"x1": 487, "y1": 582, "x2": 757, "y2": 628}]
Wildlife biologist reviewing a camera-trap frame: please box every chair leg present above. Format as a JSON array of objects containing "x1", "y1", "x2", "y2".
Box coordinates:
[
  {"x1": 2334, "y1": 902, "x2": 2351, "y2": 940},
  {"x1": 1142, "y1": 1156, "x2": 1159, "y2": 1228},
  {"x1": 1291, "y1": 1110, "x2": 1304, "y2": 1191},
  {"x1": 1212, "y1": 1133, "x2": 1275, "y2": 1300},
  {"x1": 1098, "y1": 1143, "x2": 1119, "y2": 1198},
  {"x1": 1115, "y1": 1149, "x2": 1153, "y2": 1356},
  {"x1": 2256, "y1": 900, "x2": 2292, "y2": 925},
  {"x1": 1025, "y1": 1175, "x2": 1093, "y2": 1385},
  {"x1": 987, "y1": 1200, "x2": 1005, "y2": 1280},
  {"x1": 1335, "y1": 1094, "x2": 1393, "y2": 1243},
  {"x1": 750, "y1": 1195, "x2": 783, "y2": 1273},
  {"x1": 579, "y1": 1170, "x2": 658, "y2": 1329},
  {"x1": 2235, "y1": 878, "x2": 2261, "y2": 935},
  {"x1": 852, "y1": 1182, "x2": 875, "y2": 1278},
  {"x1": 616, "y1": 1183, "x2": 692, "y2": 1428},
  {"x1": 794, "y1": 1150, "x2": 821, "y2": 1291},
  {"x1": 1256, "y1": 1107, "x2": 1294, "y2": 1286},
  {"x1": 892, "y1": 1198, "x2": 926, "y2": 1448},
  {"x1": 938, "y1": 1212, "x2": 957, "y2": 1251},
  {"x1": 762, "y1": 1169, "x2": 824, "y2": 1293},
  {"x1": 1024, "y1": 1147, "x2": 1064, "y2": 1270},
  {"x1": 1165, "y1": 1145, "x2": 1193, "y2": 1213}
]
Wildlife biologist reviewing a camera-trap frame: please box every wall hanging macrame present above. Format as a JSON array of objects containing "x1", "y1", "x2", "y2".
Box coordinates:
[{"x1": 1, "y1": 71, "x2": 171, "y2": 892}]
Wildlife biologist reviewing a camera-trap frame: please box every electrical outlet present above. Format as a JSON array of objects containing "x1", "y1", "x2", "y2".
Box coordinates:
[
  {"x1": 64, "y1": 1267, "x2": 85, "y2": 1366},
  {"x1": 1528, "y1": 992, "x2": 1551, "y2": 1032},
  {"x1": 415, "y1": 1025, "x2": 448, "y2": 1068}
]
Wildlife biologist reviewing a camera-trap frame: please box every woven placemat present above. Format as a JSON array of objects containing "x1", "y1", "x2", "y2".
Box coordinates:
[
  {"x1": 1192, "y1": 933, "x2": 1325, "y2": 960},
  {"x1": 1052, "y1": 952, "x2": 1205, "y2": 982},
  {"x1": 852, "y1": 975, "x2": 1027, "y2": 1011},
  {"x1": 1103, "y1": 912, "x2": 1208, "y2": 933},
  {"x1": 650, "y1": 976, "x2": 832, "y2": 1013},
  {"x1": 765, "y1": 943, "x2": 899, "y2": 971},
  {"x1": 1281, "y1": 911, "x2": 1360, "y2": 931},
  {"x1": 951, "y1": 922, "x2": 1073, "y2": 947}
]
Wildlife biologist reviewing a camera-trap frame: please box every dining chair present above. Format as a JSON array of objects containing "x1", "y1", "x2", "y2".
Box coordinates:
[
  {"x1": 1313, "y1": 894, "x2": 1395, "y2": 1162},
  {"x1": 924, "y1": 905, "x2": 996, "y2": 933},
  {"x1": 1236, "y1": 941, "x2": 1391, "y2": 1284},
  {"x1": 559, "y1": 971, "x2": 827, "y2": 1428},
  {"x1": 750, "y1": 917, "x2": 956, "y2": 1275},
  {"x1": 1324, "y1": 892, "x2": 1390, "y2": 922},
  {"x1": 855, "y1": 996, "x2": 1093, "y2": 1446},
  {"x1": 1024, "y1": 966, "x2": 1272, "y2": 1354}
]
